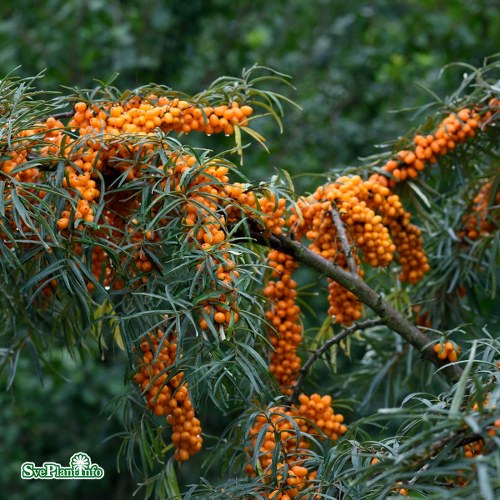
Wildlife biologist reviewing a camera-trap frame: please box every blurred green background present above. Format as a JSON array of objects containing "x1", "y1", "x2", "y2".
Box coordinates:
[{"x1": 1, "y1": 0, "x2": 499, "y2": 497}]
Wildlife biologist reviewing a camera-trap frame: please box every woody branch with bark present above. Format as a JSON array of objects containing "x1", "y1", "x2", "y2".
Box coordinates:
[{"x1": 237, "y1": 222, "x2": 464, "y2": 386}]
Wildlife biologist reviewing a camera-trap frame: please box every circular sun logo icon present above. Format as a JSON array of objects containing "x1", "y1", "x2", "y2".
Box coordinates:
[{"x1": 69, "y1": 452, "x2": 91, "y2": 476}]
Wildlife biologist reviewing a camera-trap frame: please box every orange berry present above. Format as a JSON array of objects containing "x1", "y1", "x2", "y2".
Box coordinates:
[
  {"x1": 241, "y1": 105, "x2": 253, "y2": 117},
  {"x1": 74, "y1": 102, "x2": 87, "y2": 113},
  {"x1": 57, "y1": 218, "x2": 69, "y2": 230},
  {"x1": 214, "y1": 312, "x2": 226, "y2": 324}
]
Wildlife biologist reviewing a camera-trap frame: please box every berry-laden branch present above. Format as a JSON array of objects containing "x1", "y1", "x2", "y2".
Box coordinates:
[
  {"x1": 407, "y1": 421, "x2": 498, "y2": 476},
  {"x1": 368, "y1": 101, "x2": 498, "y2": 187},
  {"x1": 287, "y1": 318, "x2": 385, "y2": 404},
  {"x1": 2, "y1": 70, "x2": 496, "y2": 485},
  {"x1": 239, "y1": 223, "x2": 464, "y2": 383}
]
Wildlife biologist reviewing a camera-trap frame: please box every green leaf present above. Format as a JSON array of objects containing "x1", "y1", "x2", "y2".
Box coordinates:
[
  {"x1": 477, "y1": 458, "x2": 495, "y2": 500},
  {"x1": 239, "y1": 126, "x2": 269, "y2": 153},
  {"x1": 450, "y1": 340, "x2": 477, "y2": 414},
  {"x1": 165, "y1": 458, "x2": 182, "y2": 499},
  {"x1": 233, "y1": 124, "x2": 244, "y2": 165}
]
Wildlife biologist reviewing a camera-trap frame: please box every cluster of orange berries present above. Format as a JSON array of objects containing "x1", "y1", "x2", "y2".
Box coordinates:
[
  {"x1": 296, "y1": 393, "x2": 347, "y2": 440},
  {"x1": 433, "y1": 340, "x2": 461, "y2": 363},
  {"x1": 414, "y1": 304, "x2": 464, "y2": 366},
  {"x1": 56, "y1": 170, "x2": 100, "y2": 230},
  {"x1": 287, "y1": 175, "x2": 429, "y2": 326},
  {"x1": 133, "y1": 330, "x2": 203, "y2": 462},
  {"x1": 68, "y1": 98, "x2": 253, "y2": 138},
  {"x1": 462, "y1": 394, "x2": 500, "y2": 459},
  {"x1": 267, "y1": 465, "x2": 313, "y2": 500},
  {"x1": 326, "y1": 278, "x2": 363, "y2": 326},
  {"x1": 0, "y1": 147, "x2": 30, "y2": 178},
  {"x1": 463, "y1": 419, "x2": 500, "y2": 458},
  {"x1": 1, "y1": 93, "x2": 292, "y2": 347},
  {"x1": 463, "y1": 438, "x2": 484, "y2": 459},
  {"x1": 183, "y1": 165, "x2": 241, "y2": 333},
  {"x1": 63, "y1": 99, "x2": 241, "y2": 227},
  {"x1": 292, "y1": 181, "x2": 363, "y2": 325},
  {"x1": 0, "y1": 90, "x2": 287, "y2": 337},
  {"x1": 0, "y1": 147, "x2": 39, "y2": 240},
  {"x1": 0, "y1": 134, "x2": 48, "y2": 254},
  {"x1": 225, "y1": 184, "x2": 287, "y2": 235},
  {"x1": 244, "y1": 406, "x2": 311, "y2": 480},
  {"x1": 368, "y1": 100, "x2": 500, "y2": 187},
  {"x1": 33, "y1": 115, "x2": 103, "y2": 234},
  {"x1": 0, "y1": 92, "x2": 254, "y2": 305},
  {"x1": 0, "y1": 120, "x2": 65, "y2": 240},
  {"x1": 263, "y1": 250, "x2": 302, "y2": 394},
  {"x1": 65, "y1": 99, "x2": 251, "y2": 184},
  {"x1": 363, "y1": 179, "x2": 430, "y2": 284},
  {"x1": 245, "y1": 393, "x2": 346, "y2": 499},
  {"x1": 461, "y1": 177, "x2": 500, "y2": 240},
  {"x1": 0, "y1": 129, "x2": 39, "y2": 183},
  {"x1": 299, "y1": 177, "x2": 396, "y2": 268}
]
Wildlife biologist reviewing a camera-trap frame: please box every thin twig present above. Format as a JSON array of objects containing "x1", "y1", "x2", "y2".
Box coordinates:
[
  {"x1": 287, "y1": 318, "x2": 384, "y2": 404},
  {"x1": 330, "y1": 206, "x2": 357, "y2": 275},
  {"x1": 408, "y1": 463, "x2": 430, "y2": 485}
]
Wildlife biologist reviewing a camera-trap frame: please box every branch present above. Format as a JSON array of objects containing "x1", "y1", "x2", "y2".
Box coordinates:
[
  {"x1": 330, "y1": 206, "x2": 358, "y2": 274},
  {"x1": 287, "y1": 318, "x2": 384, "y2": 404},
  {"x1": 52, "y1": 111, "x2": 73, "y2": 120},
  {"x1": 239, "y1": 225, "x2": 464, "y2": 383},
  {"x1": 25, "y1": 153, "x2": 61, "y2": 169},
  {"x1": 409, "y1": 429, "x2": 490, "y2": 476}
]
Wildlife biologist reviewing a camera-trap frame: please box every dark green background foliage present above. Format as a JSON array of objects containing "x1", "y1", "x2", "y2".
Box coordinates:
[
  {"x1": 2, "y1": 0, "x2": 499, "y2": 184},
  {"x1": 1, "y1": 1, "x2": 499, "y2": 498}
]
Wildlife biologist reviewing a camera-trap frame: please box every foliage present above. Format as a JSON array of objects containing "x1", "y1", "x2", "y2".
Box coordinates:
[
  {"x1": 0, "y1": 350, "x2": 135, "y2": 500},
  {"x1": 1, "y1": 3, "x2": 500, "y2": 499},
  {"x1": 2, "y1": 1, "x2": 500, "y2": 185}
]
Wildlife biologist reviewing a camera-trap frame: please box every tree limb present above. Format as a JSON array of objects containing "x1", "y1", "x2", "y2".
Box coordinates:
[
  {"x1": 409, "y1": 429, "x2": 491, "y2": 475},
  {"x1": 52, "y1": 111, "x2": 74, "y2": 120},
  {"x1": 239, "y1": 225, "x2": 464, "y2": 383}
]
